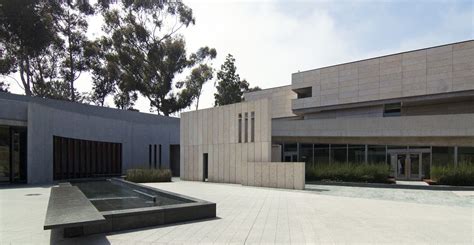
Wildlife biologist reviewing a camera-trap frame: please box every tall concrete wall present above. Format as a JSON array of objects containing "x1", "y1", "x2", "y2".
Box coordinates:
[
  {"x1": 292, "y1": 40, "x2": 474, "y2": 110},
  {"x1": 244, "y1": 86, "x2": 297, "y2": 119},
  {"x1": 180, "y1": 99, "x2": 272, "y2": 184},
  {"x1": 0, "y1": 93, "x2": 180, "y2": 184}
]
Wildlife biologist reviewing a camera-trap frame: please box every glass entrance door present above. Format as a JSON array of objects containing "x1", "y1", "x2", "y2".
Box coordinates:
[
  {"x1": 391, "y1": 152, "x2": 423, "y2": 180},
  {"x1": 284, "y1": 152, "x2": 298, "y2": 162},
  {"x1": 396, "y1": 154, "x2": 407, "y2": 179},
  {"x1": 409, "y1": 153, "x2": 422, "y2": 180}
]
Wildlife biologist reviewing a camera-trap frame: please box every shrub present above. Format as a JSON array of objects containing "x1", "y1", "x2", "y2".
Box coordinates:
[
  {"x1": 430, "y1": 162, "x2": 474, "y2": 186},
  {"x1": 306, "y1": 162, "x2": 391, "y2": 183},
  {"x1": 126, "y1": 168, "x2": 172, "y2": 183}
]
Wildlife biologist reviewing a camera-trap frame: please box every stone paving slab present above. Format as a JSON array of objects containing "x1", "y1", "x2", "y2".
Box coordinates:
[{"x1": 0, "y1": 181, "x2": 473, "y2": 244}]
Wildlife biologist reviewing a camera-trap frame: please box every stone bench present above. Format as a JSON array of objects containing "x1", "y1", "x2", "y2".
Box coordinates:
[{"x1": 44, "y1": 185, "x2": 106, "y2": 236}]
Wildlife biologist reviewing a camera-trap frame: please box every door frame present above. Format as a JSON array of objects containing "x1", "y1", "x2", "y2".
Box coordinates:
[{"x1": 388, "y1": 148, "x2": 429, "y2": 180}]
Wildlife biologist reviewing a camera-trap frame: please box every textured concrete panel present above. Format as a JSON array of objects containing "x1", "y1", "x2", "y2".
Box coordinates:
[
  {"x1": 224, "y1": 143, "x2": 230, "y2": 183},
  {"x1": 230, "y1": 144, "x2": 236, "y2": 183},
  {"x1": 241, "y1": 145, "x2": 248, "y2": 185},
  {"x1": 261, "y1": 162, "x2": 270, "y2": 187},
  {"x1": 236, "y1": 143, "x2": 242, "y2": 184},
  {"x1": 293, "y1": 162, "x2": 305, "y2": 190},
  {"x1": 269, "y1": 163, "x2": 277, "y2": 188},
  {"x1": 254, "y1": 162, "x2": 262, "y2": 187},
  {"x1": 277, "y1": 163, "x2": 286, "y2": 188},
  {"x1": 284, "y1": 163, "x2": 294, "y2": 189},
  {"x1": 218, "y1": 144, "x2": 224, "y2": 182},
  {"x1": 213, "y1": 144, "x2": 219, "y2": 182},
  {"x1": 208, "y1": 145, "x2": 214, "y2": 182},
  {"x1": 247, "y1": 161, "x2": 255, "y2": 186}
]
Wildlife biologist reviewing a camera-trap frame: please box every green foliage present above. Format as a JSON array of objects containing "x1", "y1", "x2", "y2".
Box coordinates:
[
  {"x1": 306, "y1": 162, "x2": 391, "y2": 183},
  {"x1": 431, "y1": 162, "x2": 474, "y2": 186},
  {"x1": 126, "y1": 168, "x2": 172, "y2": 183},
  {"x1": 0, "y1": 81, "x2": 8, "y2": 92},
  {"x1": 94, "y1": 1, "x2": 215, "y2": 115},
  {"x1": 214, "y1": 54, "x2": 259, "y2": 106}
]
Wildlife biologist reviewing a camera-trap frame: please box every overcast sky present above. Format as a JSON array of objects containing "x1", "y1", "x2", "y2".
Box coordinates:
[{"x1": 7, "y1": 0, "x2": 474, "y2": 115}]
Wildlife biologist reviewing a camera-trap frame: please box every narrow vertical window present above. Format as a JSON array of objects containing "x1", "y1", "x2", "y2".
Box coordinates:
[
  {"x1": 154, "y1": 144, "x2": 157, "y2": 168},
  {"x1": 148, "y1": 144, "x2": 152, "y2": 168},
  {"x1": 244, "y1": 112, "x2": 248, "y2": 143},
  {"x1": 251, "y1": 111, "x2": 255, "y2": 142},
  {"x1": 238, "y1": 113, "x2": 242, "y2": 143},
  {"x1": 159, "y1": 144, "x2": 162, "y2": 168}
]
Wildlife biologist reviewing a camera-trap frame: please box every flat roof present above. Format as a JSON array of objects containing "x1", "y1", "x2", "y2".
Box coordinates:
[{"x1": 292, "y1": 39, "x2": 474, "y2": 75}]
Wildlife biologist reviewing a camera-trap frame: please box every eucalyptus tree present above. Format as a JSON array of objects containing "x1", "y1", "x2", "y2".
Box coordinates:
[{"x1": 95, "y1": 0, "x2": 216, "y2": 115}]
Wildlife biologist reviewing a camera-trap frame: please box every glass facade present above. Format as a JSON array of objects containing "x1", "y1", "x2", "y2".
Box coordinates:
[
  {"x1": 314, "y1": 144, "x2": 329, "y2": 165},
  {"x1": 432, "y1": 147, "x2": 455, "y2": 166},
  {"x1": 348, "y1": 144, "x2": 365, "y2": 164},
  {"x1": 299, "y1": 144, "x2": 313, "y2": 167},
  {"x1": 457, "y1": 147, "x2": 474, "y2": 164},
  {"x1": 279, "y1": 142, "x2": 470, "y2": 180},
  {"x1": 330, "y1": 144, "x2": 347, "y2": 163},
  {"x1": 367, "y1": 145, "x2": 386, "y2": 164}
]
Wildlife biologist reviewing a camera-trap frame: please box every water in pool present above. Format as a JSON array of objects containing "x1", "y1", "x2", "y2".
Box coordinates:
[{"x1": 73, "y1": 180, "x2": 192, "y2": 211}]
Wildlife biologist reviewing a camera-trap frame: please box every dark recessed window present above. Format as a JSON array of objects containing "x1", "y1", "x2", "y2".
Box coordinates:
[
  {"x1": 244, "y1": 112, "x2": 248, "y2": 143},
  {"x1": 383, "y1": 103, "x2": 401, "y2": 117},
  {"x1": 251, "y1": 112, "x2": 255, "y2": 142},
  {"x1": 238, "y1": 113, "x2": 242, "y2": 143},
  {"x1": 294, "y1": 87, "x2": 312, "y2": 99}
]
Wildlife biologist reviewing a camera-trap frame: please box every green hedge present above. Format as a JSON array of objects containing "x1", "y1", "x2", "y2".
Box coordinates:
[
  {"x1": 431, "y1": 162, "x2": 474, "y2": 186},
  {"x1": 306, "y1": 162, "x2": 391, "y2": 183},
  {"x1": 126, "y1": 168, "x2": 172, "y2": 183}
]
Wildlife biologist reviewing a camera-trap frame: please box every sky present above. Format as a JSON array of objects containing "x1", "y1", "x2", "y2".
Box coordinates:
[{"x1": 6, "y1": 0, "x2": 474, "y2": 116}]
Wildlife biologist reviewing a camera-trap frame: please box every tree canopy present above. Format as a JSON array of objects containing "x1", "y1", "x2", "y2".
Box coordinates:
[{"x1": 214, "y1": 54, "x2": 260, "y2": 106}]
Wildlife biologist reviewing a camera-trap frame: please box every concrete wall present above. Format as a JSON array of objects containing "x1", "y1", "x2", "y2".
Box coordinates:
[
  {"x1": 0, "y1": 93, "x2": 180, "y2": 184},
  {"x1": 292, "y1": 40, "x2": 474, "y2": 110},
  {"x1": 180, "y1": 99, "x2": 272, "y2": 183},
  {"x1": 244, "y1": 86, "x2": 297, "y2": 119},
  {"x1": 242, "y1": 162, "x2": 305, "y2": 190},
  {"x1": 273, "y1": 113, "x2": 474, "y2": 139}
]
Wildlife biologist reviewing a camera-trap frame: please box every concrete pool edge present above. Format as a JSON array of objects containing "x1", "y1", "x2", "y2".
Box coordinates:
[{"x1": 46, "y1": 178, "x2": 216, "y2": 237}]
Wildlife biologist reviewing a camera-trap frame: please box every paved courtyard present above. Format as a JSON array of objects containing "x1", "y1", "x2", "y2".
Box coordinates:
[{"x1": 0, "y1": 180, "x2": 473, "y2": 244}]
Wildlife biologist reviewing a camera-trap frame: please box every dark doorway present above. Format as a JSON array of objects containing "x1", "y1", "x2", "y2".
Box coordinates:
[
  {"x1": 203, "y1": 153, "x2": 208, "y2": 181},
  {"x1": 0, "y1": 126, "x2": 27, "y2": 183},
  {"x1": 169, "y1": 145, "x2": 180, "y2": 177}
]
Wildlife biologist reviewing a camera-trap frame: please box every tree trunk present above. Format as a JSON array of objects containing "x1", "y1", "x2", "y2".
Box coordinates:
[{"x1": 68, "y1": 12, "x2": 75, "y2": 102}]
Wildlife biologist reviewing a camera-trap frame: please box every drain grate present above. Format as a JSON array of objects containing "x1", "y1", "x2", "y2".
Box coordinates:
[{"x1": 25, "y1": 193, "x2": 41, "y2": 196}]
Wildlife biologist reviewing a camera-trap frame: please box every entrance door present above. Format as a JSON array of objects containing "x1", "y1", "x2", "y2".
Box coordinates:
[
  {"x1": 391, "y1": 153, "x2": 422, "y2": 180},
  {"x1": 283, "y1": 152, "x2": 298, "y2": 162},
  {"x1": 203, "y1": 153, "x2": 208, "y2": 181}
]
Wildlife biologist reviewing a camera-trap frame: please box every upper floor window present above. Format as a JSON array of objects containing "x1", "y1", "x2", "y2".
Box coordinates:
[
  {"x1": 238, "y1": 113, "x2": 242, "y2": 143},
  {"x1": 244, "y1": 112, "x2": 248, "y2": 143},
  {"x1": 294, "y1": 87, "x2": 312, "y2": 99},
  {"x1": 383, "y1": 103, "x2": 401, "y2": 117},
  {"x1": 251, "y1": 111, "x2": 255, "y2": 142}
]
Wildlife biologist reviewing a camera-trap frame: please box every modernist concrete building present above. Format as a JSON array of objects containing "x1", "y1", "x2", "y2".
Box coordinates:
[
  {"x1": 182, "y1": 40, "x2": 474, "y2": 183},
  {"x1": 0, "y1": 92, "x2": 180, "y2": 184}
]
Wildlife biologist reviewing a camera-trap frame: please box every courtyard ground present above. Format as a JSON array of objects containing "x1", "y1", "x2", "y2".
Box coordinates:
[{"x1": 0, "y1": 180, "x2": 472, "y2": 244}]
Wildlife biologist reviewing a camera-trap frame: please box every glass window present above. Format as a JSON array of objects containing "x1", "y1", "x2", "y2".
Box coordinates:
[
  {"x1": 458, "y1": 147, "x2": 474, "y2": 164},
  {"x1": 348, "y1": 145, "x2": 365, "y2": 164},
  {"x1": 422, "y1": 152, "x2": 430, "y2": 179},
  {"x1": 330, "y1": 144, "x2": 347, "y2": 164},
  {"x1": 299, "y1": 144, "x2": 313, "y2": 167},
  {"x1": 250, "y1": 112, "x2": 255, "y2": 142},
  {"x1": 383, "y1": 103, "x2": 401, "y2": 117},
  {"x1": 284, "y1": 143, "x2": 297, "y2": 153},
  {"x1": 432, "y1": 147, "x2": 455, "y2": 166},
  {"x1": 368, "y1": 145, "x2": 386, "y2": 164},
  {"x1": 314, "y1": 144, "x2": 329, "y2": 165},
  {"x1": 244, "y1": 112, "x2": 248, "y2": 143},
  {"x1": 238, "y1": 113, "x2": 242, "y2": 143}
]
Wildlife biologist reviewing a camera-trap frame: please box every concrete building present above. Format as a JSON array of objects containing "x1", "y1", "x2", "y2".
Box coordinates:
[
  {"x1": 0, "y1": 92, "x2": 180, "y2": 184},
  {"x1": 182, "y1": 40, "x2": 474, "y2": 183}
]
